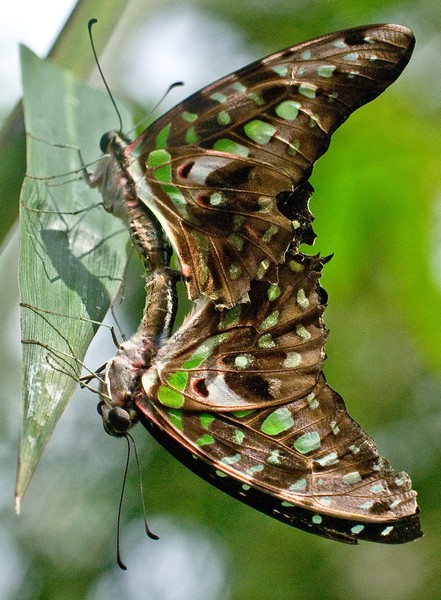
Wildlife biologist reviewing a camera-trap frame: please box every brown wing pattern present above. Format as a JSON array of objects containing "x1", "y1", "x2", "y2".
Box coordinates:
[
  {"x1": 128, "y1": 24, "x2": 414, "y2": 306},
  {"x1": 138, "y1": 253, "x2": 421, "y2": 543}
]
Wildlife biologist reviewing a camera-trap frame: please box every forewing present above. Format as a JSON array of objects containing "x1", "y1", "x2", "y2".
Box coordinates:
[
  {"x1": 130, "y1": 24, "x2": 414, "y2": 306},
  {"x1": 137, "y1": 377, "x2": 420, "y2": 544}
]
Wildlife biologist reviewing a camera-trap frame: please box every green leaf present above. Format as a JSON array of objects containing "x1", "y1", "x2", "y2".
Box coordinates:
[{"x1": 16, "y1": 46, "x2": 132, "y2": 506}]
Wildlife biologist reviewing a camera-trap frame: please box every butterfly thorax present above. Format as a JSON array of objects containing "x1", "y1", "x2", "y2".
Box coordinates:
[{"x1": 87, "y1": 131, "x2": 134, "y2": 220}]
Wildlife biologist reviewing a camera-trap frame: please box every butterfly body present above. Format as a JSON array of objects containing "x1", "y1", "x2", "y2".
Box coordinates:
[{"x1": 96, "y1": 24, "x2": 421, "y2": 544}]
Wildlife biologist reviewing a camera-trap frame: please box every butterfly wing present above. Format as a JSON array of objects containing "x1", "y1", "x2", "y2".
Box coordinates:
[
  {"x1": 138, "y1": 253, "x2": 421, "y2": 543},
  {"x1": 128, "y1": 24, "x2": 414, "y2": 307}
]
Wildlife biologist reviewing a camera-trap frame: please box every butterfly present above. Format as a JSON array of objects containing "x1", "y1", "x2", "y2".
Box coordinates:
[
  {"x1": 90, "y1": 23, "x2": 416, "y2": 308},
  {"x1": 94, "y1": 24, "x2": 421, "y2": 544},
  {"x1": 100, "y1": 247, "x2": 421, "y2": 544}
]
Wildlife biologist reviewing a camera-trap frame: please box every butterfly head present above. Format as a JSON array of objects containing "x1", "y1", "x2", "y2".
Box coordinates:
[
  {"x1": 99, "y1": 131, "x2": 131, "y2": 155},
  {"x1": 97, "y1": 401, "x2": 137, "y2": 437},
  {"x1": 98, "y1": 338, "x2": 154, "y2": 436}
]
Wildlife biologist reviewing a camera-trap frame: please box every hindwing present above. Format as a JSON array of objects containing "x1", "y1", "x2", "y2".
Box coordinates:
[{"x1": 137, "y1": 253, "x2": 421, "y2": 543}]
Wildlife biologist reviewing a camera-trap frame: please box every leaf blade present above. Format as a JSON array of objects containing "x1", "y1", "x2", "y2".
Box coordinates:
[{"x1": 16, "y1": 46, "x2": 132, "y2": 505}]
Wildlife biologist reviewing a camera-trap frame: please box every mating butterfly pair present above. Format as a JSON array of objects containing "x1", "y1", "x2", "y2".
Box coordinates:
[{"x1": 92, "y1": 23, "x2": 421, "y2": 544}]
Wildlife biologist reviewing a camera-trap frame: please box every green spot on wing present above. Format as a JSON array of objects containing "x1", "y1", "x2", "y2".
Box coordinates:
[
  {"x1": 351, "y1": 524, "x2": 365, "y2": 534},
  {"x1": 217, "y1": 110, "x2": 231, "y2": 125},
  {"x1": 219, "y1": 304, "x2": 242, "y2": 330},
  {"x1": 158, "y1": 385, "x2": 185, "y2": 408},
  {"x1": 200, "y1": 413, "x2": 215, "y2": 429},
  {"x1": 287, "y1": 140, "x2": 301, "y2": 156},
  {"x1": 317, "y1": 452, "x2": 339, "y2": 467},
  {"x1": 232, "y1": 409, "x2": 256, "y2": 418},
  {"x1": 183, "y1": 333, "x2": 230, "y2": 369},
  {"x1": 370, "y1": 483, "x2": 385, "y2": 493},
  {"x1": 234, "y1": 354, "x2": 254, "y2": 369},
  {"x1": 258, "y1": 196, "x2": 275, "y2": 212},
  {"x1": 289, "y1": 259, "x2": 304, "y2": 272},
  {"x1": 342, "y1": 471, "x2": 362, "y2": 485},
  {"x1": 232, "y1": 214, "x2": 246, "y2": 230},
  {"x1": 185, "y1": 126, "x2": 200, "y2": 144},
  {"x1": 261, "y1": 407, "x2": 294, "y2": 435},
  {"x1": 272, "y1": 65, "x2": 288, "y2": 77},
  {"x1": 260, "y1": 310, "x2": 279, "y2": 330},
  {"x1": 298, "y1": 83, "x2": 317, "y2": 98},
  {"x1": 244, "y1": 120, "x2": 276, "y2": 145},
  {"x1": 210, "y1": 192, "x2": 227, "y2": 207},
  {"x1": 213, "y1": 138, "x2": 249, "y2": 156},
  {"x1": 228, "y1": 233, "x2": 244, "y2": 252},
  {"x1": 256, "y1": 259, "x2": 270, "y2": 279},
  {"x1": 221, "y1": 453, "x2": 241, "y2": 465},
  {"x1": 182, "y1": 354, "x2": 205, "y2": 370},
  {"x1": 261, "y1": 224, "x2": 278, "y2": 243},
  {"x1": 190, "y1": 231, "x2": 208, "y2": 284},
  {"x1": 167, "y1": 409, "x2": 183, "y2": 431},
  {"x1": 246, "y1": 464, "x2": 264, "y2": 475},
  {"x1": 289, "y1": 478, "x2": 307, "y2": 491},
  {"x1": 210, "y1": 92, "x2": 228, "y2": 103},
  {"x1": 167, "y1": 370, "x2": 188, "y2": 391},
  {"x1": 267, "y1": 284, "x2": 281, "y2": 302},
  {"x1": 296, "y1": 288, "x2": 310, "y2": 309},
  {"x1": 317, "y1": 65, "x2": 336, "y2": 77},
  {"x1": 155, "y1": 123, "x2": 171, "y2": 148},
  {"x1": 181, "y1": 110, "x2": 198, "y2": 122},
  {"x1": 161, "y1": 184, "x2": 186, "y2": 206},
  {"x1": 148, "y1": 148, "x2": 171, "y2": 168},
  {"x1": 232, "y1": 82, "x2": 247, "y2": 93},
  {"x1": 294, "y1": 431, "x2": 320, "y2": 454},
  {"x1": 275, "y1": 100, "x2": 300, "y2": 121},
  {"x1": 148, "y1": 149, "x2": 172, "y2": 183},
  {"x1": 266, "y1": 450, "x2": 281, "y2": 465},
  {"x1": 196, "y1": 434, "x2": 215, "y2": 446},
  {"x1": 229, "y1": 263, "x2": 242, "y2": 279},
  {"x1": 381, "y1": 526, "x2": 394, "y2": 536},
  {"x1": 283, "y1": 352, "x2": 301, "y2": 368},
  {"x1": 247, "y1": 91, "x2": 265, "y2": 106},
  {"x1": 296, "y1": 325, "x2": 311, "y2": 340},
  {"x1": 257, "y1": 333, "x2": 275, "y2": 349},
  {"x1": 234, "y1": 430, "x2": 245, "y2": 444}
]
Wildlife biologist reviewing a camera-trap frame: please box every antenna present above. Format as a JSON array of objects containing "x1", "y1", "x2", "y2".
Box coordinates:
[
  {"x1": 116, "y1": 434, "x2": 159, "y2": 570},
  {"x1": 88, "y1": 18, "x2": 124, "y2": 133}
]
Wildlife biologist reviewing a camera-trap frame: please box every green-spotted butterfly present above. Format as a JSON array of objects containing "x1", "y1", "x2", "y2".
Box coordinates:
[
  {"x1": 100, "y1": 247, "x2": 421, "y2": 544},
  {"x1": 95, "y1": 24, "x2": 421, "y2": 544},
  {"x1": 90, "y1": 23, "x2": 415, "y2": 308}
]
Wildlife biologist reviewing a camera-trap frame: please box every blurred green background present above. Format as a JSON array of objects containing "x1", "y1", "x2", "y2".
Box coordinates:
[{"x1": 1, "y1": 0, "x2": 440, "y2": 598}]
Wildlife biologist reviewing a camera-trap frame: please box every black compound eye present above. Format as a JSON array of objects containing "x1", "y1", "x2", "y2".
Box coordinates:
[
  {"x1": 100, "y1": 131, "x2": 115, "y2": 153},
  {"x1": 96, "y1": 401, "x2": 105, "y2": 416},
  {"x1": 107, "y1": 407, "x2": 131, "y2": 433}
]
